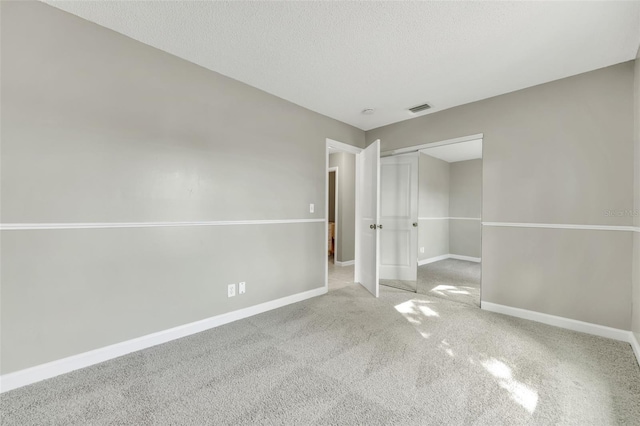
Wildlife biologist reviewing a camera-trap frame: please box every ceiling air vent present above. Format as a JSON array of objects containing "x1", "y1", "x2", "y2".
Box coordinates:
[{"x1": 408, "y1": 103, "x2": 431, "y2": 113}]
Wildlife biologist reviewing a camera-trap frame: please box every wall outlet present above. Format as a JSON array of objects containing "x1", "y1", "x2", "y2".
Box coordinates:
[
  {"x1": 309, "y1": 203, "x2": 315, "y2": 213},
  {"x1": 420, "y1": 247, "x2": 425, "y2": 254},
  {"x1": 239, "y1": 282, "x2": 246, "y2": 294},
  {"x1": 227, "y1": 283, "x2": 236, "y2": 298}
]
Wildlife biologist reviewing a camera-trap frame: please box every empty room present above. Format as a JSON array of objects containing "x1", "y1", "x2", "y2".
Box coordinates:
[{"x1": 1, "y1": 1, "x2": 640, "y2": 425}]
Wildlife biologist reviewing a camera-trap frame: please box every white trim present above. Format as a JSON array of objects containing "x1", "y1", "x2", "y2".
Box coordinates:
[
  {"x1": 0, "y1": 287, "x2": 327, "y2": 393},
  {"x1": 449, "y1": 254, "x2": 481, "y2": 263},
  {"x1": 418, "y1": 254, "x2": 480, "y2": 266},
  {"x1": 334, "y1": 260, "x2": 354, "y2": 267},
  {"x1": 418, "y1": 254, "x2": 450, "y2": 265},
  {"x1": 381, "y1": 133, "x2": 483, "y2": 157},
  {"x1": 482, "y1": 222, "x2": 635, "y2": 232},
  {"x1": 418, "y1": 217, "x2": 481, "y2": 221},
  {"x1": 0, "y1": 219, "x2": 325, "y2": 231},
  {"x1": 631, "y1": 332, "x2": 640, "y2": 367},
  {"x1": 327, "y1": 138, "x2": 363, "y2": 155},
  {"x1": 481, "y1": 301, "x2": 632, "y2": 342}
]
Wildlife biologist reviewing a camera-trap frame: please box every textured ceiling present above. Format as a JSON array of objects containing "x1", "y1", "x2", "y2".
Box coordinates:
[{"x1": 44, "y1": 1, "x2": 640, "y2": 131}]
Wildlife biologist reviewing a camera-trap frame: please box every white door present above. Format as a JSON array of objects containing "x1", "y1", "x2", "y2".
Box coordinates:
[
  {"x1": 355, "y1": 139, "x2": 380, "y2": 297},
  {"x1": 379, "y1": 153, "x2": 418, "y2": 281}
]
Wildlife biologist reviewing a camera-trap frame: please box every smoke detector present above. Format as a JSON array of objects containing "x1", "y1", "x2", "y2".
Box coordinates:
[{"x1": 361, "y1": 108, "x2": 375, "y2": 115}]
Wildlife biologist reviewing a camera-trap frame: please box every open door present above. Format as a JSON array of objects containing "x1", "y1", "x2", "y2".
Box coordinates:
[
  {"x1": 379, "y1": 153, "x2": 418, "y2": 282},
  {"x1": 355, "y1": 139, "x2": 380, "y2": 297}
]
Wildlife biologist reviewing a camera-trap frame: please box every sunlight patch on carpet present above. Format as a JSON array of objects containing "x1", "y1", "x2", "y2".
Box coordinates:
[{"x1": 481, "y1": 358, "x2": 538, "y2": 414}]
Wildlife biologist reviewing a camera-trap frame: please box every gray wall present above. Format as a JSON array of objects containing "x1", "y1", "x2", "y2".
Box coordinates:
[
  {"x1": 633, "y1": 50, "x2": 640, "y2": 343},
  {"x1": 418, "y1": 153, "x2": 449, "y2": 260},
  {"x1": 0, "y1": 2, "x2": 364, "y2": 374},
  {"x1": 368, "y1": 62, "x2": 635, "y2": 330},
  {"x1": 449, "y1": 159, "x2": 482, "y2": 218},
  {"x1": 329, "y1": 152, "x2": 356, "y2": 262},
  {"x1": 418, "y1": 155, "x2": 482, "y2": 260},
  {"x1": 449, "y1": 221, "x2": 481, "y2": 259},
  {"x1": 482, "y1": 227, "x2": 632, "y2": 329},
  {"x1": 328, "y1": 171, "x2": 336, "y2": 223},
  {"x1": 449, "y1": 159, "x2": 482, "y2": 258}
]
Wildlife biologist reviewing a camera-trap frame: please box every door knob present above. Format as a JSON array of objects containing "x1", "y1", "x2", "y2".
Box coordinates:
[
  {"x1": 370, "y1": 224, "x2": 376, "y2": 229},
  {"x1": 412, "y1": 222, "x2": 418, "y2": 227},
  {"x1": 377, "y1": 224, "x2": 383, "y2": 229}
]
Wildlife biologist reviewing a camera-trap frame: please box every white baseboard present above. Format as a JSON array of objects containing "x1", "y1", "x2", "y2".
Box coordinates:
[
  {"x1": 418, "y1": 254, "x2": 450, "y2": 265},
  {"x1": 334, "y1": 260, "x2": 354, "y2": 266},
  {"x1": 481, "y1": 301, "x2": 632, "y2": 343},
  {"x1": 0, "y1": 286, "x2": 327, "y2": 393},
  {"x1": 418, "y1": 254, "x2": 481, "y2": 266},
  {"x1": 631, "y1": 332, "x2": 640, "y2": 367},
  {"x1": 449, "y1": 254, "x2": 481, "y2": 263}
]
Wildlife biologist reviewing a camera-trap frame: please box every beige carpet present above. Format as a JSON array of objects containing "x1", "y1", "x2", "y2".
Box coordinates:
[{"x1": 2, "y1": 276, "x2": 639, "y2": 425}]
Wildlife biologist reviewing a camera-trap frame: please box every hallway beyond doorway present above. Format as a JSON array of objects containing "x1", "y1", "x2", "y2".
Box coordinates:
[{"x1": 328, "y1": 257, "x2": 355, "y2": 292}]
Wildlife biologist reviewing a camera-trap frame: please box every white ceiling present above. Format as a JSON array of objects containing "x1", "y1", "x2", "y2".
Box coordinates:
[
  {"x1": 45, "y1": 1, "x2": 640, "y2": 131},
  {"x1": 420, "y1": 139, "x2": 483, "y2": 163}
]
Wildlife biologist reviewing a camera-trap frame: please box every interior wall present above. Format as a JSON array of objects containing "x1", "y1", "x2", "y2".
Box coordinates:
[
  {"x1": 0, "y1": 2, "x2": 365, "y2": 374},
  {"x1": 368, "y1": 62, "x2": 635, "y2": 330},
  {"x1": 329, "y1": 152, "x2": 356, "y2": 262},
  {"x1": 632, "y1": 48, "x2": 640, "y2": 344},
  {"x1": 418, "y1": 153, "x2": 450, "y2": 260},
  {"x1": 449, "y1": 159, "x2": 482, "y2": 258},
  {"x1": 328, "y1": 171, "x2": 336, "y2": 223}
]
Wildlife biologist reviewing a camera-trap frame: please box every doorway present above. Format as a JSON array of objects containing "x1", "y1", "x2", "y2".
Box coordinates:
[
  {"x1": 327, "y1": 165, "x2": 355, "y2": 291},
  {"x1": 415, "y1": 138, "x2": 483, "y2": 307},
  {"x1": 328, "y1": 167, "x2": 337, "y2": 262},
  {"x1": 325, "y1": 139, "x2": 361, "y2": 292}
]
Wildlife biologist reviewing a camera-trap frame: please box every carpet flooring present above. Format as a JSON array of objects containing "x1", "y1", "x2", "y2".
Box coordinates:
[
  {"x1": 379, "y1": 258, "x2": 481, "y2": 307},
  {"x1": 2, "y1": 274, "x2": 640, "y2": 425},
  {"x1": 417, "y1": 259, "x2": 481, "y2": 307},
  {"x1": 380, "y1": 278, "x2": 418, "y2": 293},
  {"x1": 327, "y1": 256, "x2": 355, "y2": 292}
]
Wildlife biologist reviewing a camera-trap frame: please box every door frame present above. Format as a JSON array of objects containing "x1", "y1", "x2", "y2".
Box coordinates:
[
  {"x1": 380, "y1": 133, "x2": 484, "y2": 157},
  {"x1": 325, "y1": 138, "x2": 363, "y2": 291}
]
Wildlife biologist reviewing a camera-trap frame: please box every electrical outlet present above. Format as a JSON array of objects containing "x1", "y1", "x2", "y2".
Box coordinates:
[
  {"x1": 309, "y1": 203, "x2": 315, "y2": 213},
  {"x1": 239, "y1": 282, "x2": 246, "y2": 294},
  {"x1": 420, "y1": 247, "x2": 425, "y2": 254},
  {"x1": 227, "y1": 283, "x2": 236, "y2": 298}
]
